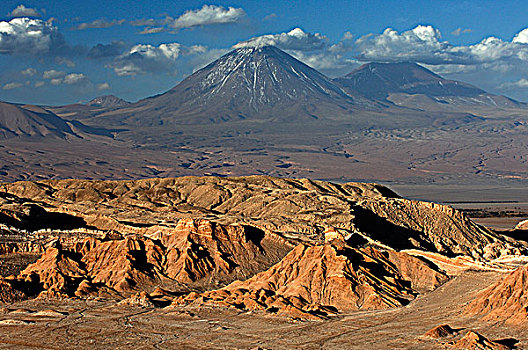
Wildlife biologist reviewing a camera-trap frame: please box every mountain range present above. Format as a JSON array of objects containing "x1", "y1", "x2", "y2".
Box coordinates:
[
  {"x1": 42, "y1": 45, "x2": 525, "y2": 129},
  {"x1": 0, "y1": 45, "x2": 527, "y2": 184}
]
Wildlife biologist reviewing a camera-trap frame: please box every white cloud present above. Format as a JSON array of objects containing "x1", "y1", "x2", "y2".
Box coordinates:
[
  {"x1": 34, "y1": 81, "x2": 45, "y2": 87},
  {"x1": 139, "y1": 27, "x2": 166, "y2": 35},
  {"x1": 63, "y1": 73, "x2": 87, "y2": 85},
  {"x1": 43, "y1": 71, "x2": 88, "y2": 85},
  {"x1": 355, "y1": 25, "x2": 455, "y2": 64},
  {"x1": 170, "y1": 5, "x2": 245, "y2": 29},
  {"x1": 234, "y1": 28, "x2": 328, "y2": 51},
  {"x1": 97, "y1": 82, "x2": 111, "y2": 90},
  {"x1": 43, "y1": 69, "x2": 65, "y2": 79},
  {"x1": 9, "y1": 5, "x2": 40, "y2": 17},
  {"x1": 354, "y1": 25, "x2": 528, "y2": 67},
  {"x1": 499, "y1": 78, "x2": 528, "y2": 89},
  {"x1": 452, "y1": 27, "x2": 472, "y2": 36},
  {"x1": 130, "y1": 43, "x2": 185, "y2": 60},
  {"x1": 21, "y1": 67, "x2": 37, "y2": 76},
  {"x1": 2, "y1": 82, "x2": 23, "y2": 90},
  {"x1": 127, "y1": 6, "x2": 245, "y2": 35},
  {"x1": 55, "y1": 56, "x2": 75, "y2": 67},
  {"x1": 75, "y1": 19, "x2": 126, "y2": 30},
  {"x1": 109, "y1": 42, "x2": 207, "y2": 76},
  {"x1": 513, "y1": 28, "x2": 528, "y2": 44},
  {"x1": 0, "y1": 17, "x2": 65, "y2": 55}
]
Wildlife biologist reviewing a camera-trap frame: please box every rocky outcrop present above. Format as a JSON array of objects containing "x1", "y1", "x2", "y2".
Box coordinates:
[
  {"x1": 424, "y1": 324, "x2": 456, "y2": 338},
  {"x1": 173, "y1": 237, "x2": 447, "y2": 319},
  {"x1": 0, "y1": 176, "x2": 519, "y2": 261},
  {"x1": 452, "y1": 331, "x2": 512, "y2": 350},
  {"x1": 466, "y1": 263, "x2": 528, "y2": 324},
  {"x1": 515, "y1": 219, "x2": 528, "y2": 231},
  {"x1": 0, "y1": 175, "x2": 524, "y2": 316},
  {"x1": 0, "y1": 280, "x2": 25, "y2": 303},
  {"x1": 3, "y1": 219, "x2": 291, "y2": 299},
  {"x1": 358, "y1": 199, "x2": 511, "y2": 259}
]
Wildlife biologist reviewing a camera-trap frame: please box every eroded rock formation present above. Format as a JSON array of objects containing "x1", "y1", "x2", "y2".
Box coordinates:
[
  {"x1": 3, "y1": 219, "x2": 291, "y2": 299},
  {"x1": 173, "y1": 236, "x2": 447, "y2": 319},
  {"x1": 424, "y1": 324, "x2": 456, "y2": 338},
  {"x1": 0, "y1": 175, "x2": 525, "y2": 320},
  {"x1": 466, "y1": 263, "x2": 528, "y2": 324},
  {"x1": 452, "y1": 331, "x2": 512, "y2": 350},
  {"x1": 0, "y1": 176, "x2": 519, "y2": 259}
]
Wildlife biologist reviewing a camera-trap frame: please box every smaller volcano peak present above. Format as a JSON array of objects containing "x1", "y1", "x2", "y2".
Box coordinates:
[{"x1": 335, "y1": 61, "x2": 485, "y2": 99}]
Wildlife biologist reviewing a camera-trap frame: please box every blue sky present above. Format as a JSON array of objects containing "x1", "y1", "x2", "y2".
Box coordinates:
[{"x1": 3, "y1": 0, "x2": 528, "y2": 105}]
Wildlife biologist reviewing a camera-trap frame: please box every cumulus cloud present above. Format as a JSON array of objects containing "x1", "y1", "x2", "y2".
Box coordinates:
[
  {"x1": 87, "y1": 41, "x2": 126, "y2": 59},
  {"x1": 234, "y1": 28, "x2": 328, "y2": 51},
  {"x1": 109, "y1": 42, "x2": 207, "y2": 76},
  {"x1": 46, "y1": 72, "x2": 88, "y2": 86},
  {"x1": 0, "y1": 17, "x2": 66, "y2": 55},
  {"x1": 21, "y1": 67, "x2": 37, "y2": 76},
  {"x1": 499, "y1": 78, "x2": 528, "y2": 89},
  {"x1": 2, "y1": 82, "x2": 23, "y2": 90},
  {"x1": 8, "y1": 5, "x2": 40, "y2": 17},
  {"x1": 43, "y1": 69, "x2": 65, "y2": 79},
  {"x1": 170, "y1": 5, "x2": 246, "y2": 29},
  {"x1": 127, "y1": 6, "x2": 245, "y2": 35},
  {"x1": 452, "y1": 27, "x2": 472, "y2": 36},
  {"x1": 97, "y1": 82, "x2": 111, "y2": 90},
  {"x1": 55, "y1": 56, "x2": 76, "y2": 67},
  {"x1": 513, "y1": 28, "x2": 528, "y2": 44},
  {"x1": 74, "y1": 19, "x2": 126, "y2": 30},
  {"x1": 34, "y1": 81, "x2": 45, "y2": 87},
  {"x1": 354, "y1": 25, "x2": 528, "y2": 68},
  {"x1": 354, "y1": 25, "x2": 456, "y2": 64},
  {"x1": 63, "y1": 73, "x2": 87, "y2": 85}
]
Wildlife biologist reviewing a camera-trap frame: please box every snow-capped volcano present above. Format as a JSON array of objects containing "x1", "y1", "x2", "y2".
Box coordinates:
[{"x1": 102, "y1": 46, "x2": 368, "y2": 125}]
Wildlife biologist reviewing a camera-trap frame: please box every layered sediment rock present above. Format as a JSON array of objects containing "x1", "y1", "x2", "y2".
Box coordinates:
[
  {"x1": 466, "y1": 263, "x2": 528, "y2": 324},
  {"x1": 0, "y1": 175, "x2": 524, "y2": 320},
  {"x1": 0, "y1": 176, "x2": 519, "y2": 259},
  {"x1": 452, "y1": 331, "x2": 511, "y2": 350},
  {"x1": 3, "y1": 219, "x2": 291, "y2": 298},
  {"x1": 173, "y1": 237, "x2": 447, "y2": 319}
]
